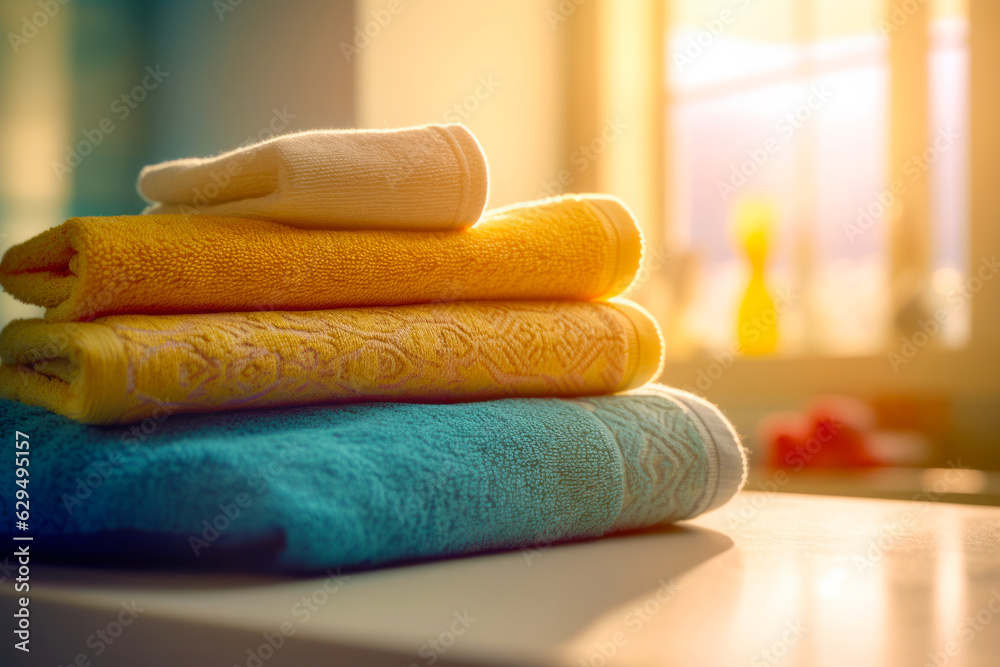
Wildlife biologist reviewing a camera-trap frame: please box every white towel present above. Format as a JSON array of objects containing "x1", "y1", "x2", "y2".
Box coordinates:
[{"x1": 137, "y1": 123, "x2": 490, "y2": 230}]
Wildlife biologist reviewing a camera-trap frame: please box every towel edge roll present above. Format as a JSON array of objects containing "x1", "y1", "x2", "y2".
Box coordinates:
[
  {"x1": 0, "y1": 319, "x2": 128, "y2": 424},
  {"x1": 434, "y1": 123, "x2": 491, "y2": 228},
  {"x1": 583, "y1": 195, "x2": 644, "y2": 300},
  {"x1": 653, "y1": 386, "x2": 748, "y2": 513},
  {"x1": 607, "y1": 298, "x2": 664, "y2": 391}
]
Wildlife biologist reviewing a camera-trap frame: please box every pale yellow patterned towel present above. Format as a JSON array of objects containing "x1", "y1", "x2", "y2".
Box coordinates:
[
  {"x1": 137, "y1": 124, "x2": 489, "y2": 230},
  {"x1": 0, "y1": 300, "x2": 663, "y2": 425}
]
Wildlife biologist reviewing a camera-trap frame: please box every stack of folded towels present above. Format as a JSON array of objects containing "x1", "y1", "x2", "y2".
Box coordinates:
[{"x1": 0, "y1": 124, "x2": 745, "y2": 572}]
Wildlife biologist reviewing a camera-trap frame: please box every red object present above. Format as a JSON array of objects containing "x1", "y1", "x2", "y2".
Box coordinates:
[{"x1": 759, "y1": 395, "x2": 882, "y2": 470}]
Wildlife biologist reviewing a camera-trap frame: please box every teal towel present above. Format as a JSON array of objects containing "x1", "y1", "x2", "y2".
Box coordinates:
[{"x1": 0, "y1": 385, "x2": 745, "y2": 572}]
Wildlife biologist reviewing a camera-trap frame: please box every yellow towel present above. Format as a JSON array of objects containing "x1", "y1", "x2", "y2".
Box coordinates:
[
  {"x1": 0, "y1": 300, "x2": 663, "y2": 425},
  {"x1": 0, "y1": 194, "x2": 642, "y2": 323},
  {"x1": 137, "y1": 124, "x2": 490, "y2": 230}
]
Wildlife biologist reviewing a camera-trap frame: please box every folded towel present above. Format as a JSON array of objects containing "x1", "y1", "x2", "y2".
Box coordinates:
[
  {"x1": 0, "y1": 299, "x2": 662, "y2": 425},
  {"x1": 137, "y1": 124, "x2": 490, "y2": 230},
  {"x1": 0, "y1": 386, "x2": 746, "y2": 572},
  {"x1": 0, "y1": 195, "x2": 641, "y2": 322}
]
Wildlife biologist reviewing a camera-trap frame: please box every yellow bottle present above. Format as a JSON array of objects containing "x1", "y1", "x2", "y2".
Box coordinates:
[{"x1": 734, "y1": 200, "x2": 778, "y2": 355}]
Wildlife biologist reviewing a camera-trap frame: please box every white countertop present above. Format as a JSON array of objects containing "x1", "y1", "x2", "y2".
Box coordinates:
[{"x1": 5, "y1": 492, "x2": 1000, "y2": 666}]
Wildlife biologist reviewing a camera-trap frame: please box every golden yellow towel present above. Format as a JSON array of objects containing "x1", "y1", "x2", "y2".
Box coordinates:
[
  {"x1": 0, "y1": 195, "x2": 642, "y2": 323},
  {"x1": 0, "y1": 300, "x2": 663, "y2": 425},
  {"x1": 137, "y1": 124, "x2": 490, "y2": 230}
]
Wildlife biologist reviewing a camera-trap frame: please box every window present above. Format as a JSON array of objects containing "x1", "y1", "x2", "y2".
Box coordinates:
[
  {"x1": 665, "y1": 0, "x2": 969, "y2": 358},
  {"x1": 572, "y1": 0, "x2": 997, "y2": 465}
]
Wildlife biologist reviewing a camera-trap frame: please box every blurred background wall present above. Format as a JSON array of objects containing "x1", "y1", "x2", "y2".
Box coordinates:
[{"x1": 357, "y1": 0, "x2": 567, "y2": 209}]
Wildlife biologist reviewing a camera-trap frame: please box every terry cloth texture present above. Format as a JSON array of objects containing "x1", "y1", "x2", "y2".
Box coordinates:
[
  {"x1": 0, "y1": 299, "x2": 663, "y2": 425},
  {"x1": 0, "y1": 386, "x2": 745, "y2": 572},
  {"x1": 138, "y1": 124, "x2": 490, "y2": 230},
  {"x1": 0, "y1": 195, "x2": 642, "y2": 322}
]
